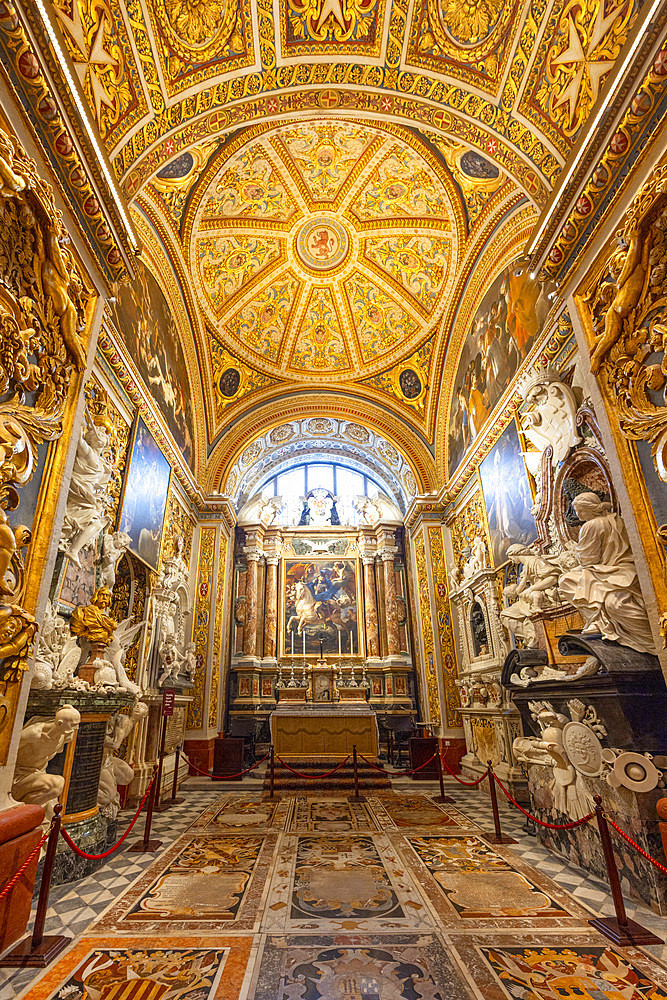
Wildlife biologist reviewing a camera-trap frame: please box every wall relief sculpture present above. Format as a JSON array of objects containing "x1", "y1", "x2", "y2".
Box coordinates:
[
  {"x1": 149, "y1": 535, "x2": 195, "y2": 688},
  {"x1": 0, "y1": 125, "x2": 94, "y2": 764},
  {"x1": 513, "y1": 698, "x2": 607, "y2": 821}
]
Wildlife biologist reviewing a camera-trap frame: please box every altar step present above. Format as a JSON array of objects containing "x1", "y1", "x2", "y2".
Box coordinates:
[{"x1": 263, "y1": 757, "x2": 392, "y2": 795}]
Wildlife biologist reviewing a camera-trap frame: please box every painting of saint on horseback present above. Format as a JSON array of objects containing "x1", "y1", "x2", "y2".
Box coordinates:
[{"x1": 281, "y1": 558, "x2": 361, "y2": 657}]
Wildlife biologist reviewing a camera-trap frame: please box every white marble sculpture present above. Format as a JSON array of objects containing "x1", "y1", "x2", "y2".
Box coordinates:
[
  {"x1": 500, "y1": 543, "x2": 577, "y2": 648},
  {"x1": 558, "y1": 492, "x2": 656, "y2": 653},
  {"x1": 151, "y1": 539, "x2": 194, "y2": 687},
  {"x1": 520, "y1": 372, "x2": 581, "y2": 475},
  {"x1": 100, "y1": 530, "x2": 132, "y2": 589},
  {"x1": 353, "y1": 493, "x2": 402, "y2": 525},
  {"x1": 32, "y1": 600, "x2": 86, "y2": 691},
  {"x1": 509, "y1": 656, "x2": 601, "y2": 687},
  {"x1": 237, "y1": 494, "x2": 284, "y2": 526},
  {"x1": 512, "y1": 699, "x2": 605, "y2": 821},
  {"x1": 461, "y1": 536, "x2": 487, "y2": 581},
  {"x1": 98, "y1": 701, "x2": 149, "y2": 819},
  {"x1": 59, "y1": 411, "x2": 113, "y2": 565},
  {"x1": 12, "y1": 705, "x2": 81, "y2": 826}
]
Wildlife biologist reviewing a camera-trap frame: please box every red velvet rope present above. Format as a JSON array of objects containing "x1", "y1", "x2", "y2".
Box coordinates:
[
  {"x1": 359, "y1": 754, "x2": 389, "y2": 773},
  {"x1": 185, "y1": 751, "x2": 270, "y2": 779},
  {"x1": 358, "y1": 751, "x2": 439, "y2": 776},
  {"x1": 492, "y1": 773, "x2": 594, "y2": 830},
  {"x1": 439, "y1": 755, "x2": 488, "y2": 786},
  {"x1": 61, "y1": 780, "x2": 154, "y2": 860},
  {"x1": 606, "y1": 814, "x2": 667, "y2": 875},
  {"x1": 0, "y1": 831, "x2": 49, "y2": 901},
  {"x1": 276, "y1": 755, "x2": 350, "y2": 779}
]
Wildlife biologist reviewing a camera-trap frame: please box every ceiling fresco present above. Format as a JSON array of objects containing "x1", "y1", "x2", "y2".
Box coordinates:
[
  {"x1": 9, "y1": 0, "x2": 651, "y2": 495},
  {"x1": 181, "y1": 120, "x2": 478, "y2": 382}
]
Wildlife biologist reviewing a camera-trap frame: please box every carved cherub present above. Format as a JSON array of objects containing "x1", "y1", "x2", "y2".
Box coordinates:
[{"x1": 590, "y1": 217, "x2": 651, "y2": 375}]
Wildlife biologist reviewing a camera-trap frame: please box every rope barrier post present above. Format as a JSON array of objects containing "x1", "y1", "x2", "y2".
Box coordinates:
[
  {"x1": 129, "y1": 764, "x2": 162, "y2": 853},
  {"x1": 269, "y1": 746, "x2": 275, "y2": 799},
  {"x1": 434, "y1": 745, "x2": 455, "y2": 804},
  {"x1": 484, "y1": 761, "x2": 517, "y2": 845},
  {"x1": 352, "y1": 744, "x2": 361, "y2": 800},
  {"x1": 588, "y1": 795, "x2": 662, "y2": 945},
  {"x1": 170, "y1": 744, "x2": 185, "y2": 805},
  {"x1": 154, "y1": 690, "x2": 173, "y2": 813},
  {"x1": 0, "y1": 805, "x2": 71, "y2": 968}
]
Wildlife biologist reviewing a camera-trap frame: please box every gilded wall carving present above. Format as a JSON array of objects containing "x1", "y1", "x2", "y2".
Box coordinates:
[
  {"x1": 186, "y1": 526, "x2": 216, "y2": 730},
  {"x1": 160, "y1": 487, "x2": 195, "y2": 571},
  {"x1": 449, "y1": 490, "x2": 489, "y2": 576},
  {"x1": 0, "y1": 123, "x2": 95, "y2": 762},
  {"x1": 208, "y1": 532, "x2": 227, "y2": 730},
  {"x1": 427, "y1": 524, "x2": 460, "y2": 729},
  {"x1": 413, "y1": 531, "x2": 440, "y2": 727}
]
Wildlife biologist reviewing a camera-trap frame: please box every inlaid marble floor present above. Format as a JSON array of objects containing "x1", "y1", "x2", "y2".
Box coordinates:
[{"x1": 1, "y1": 775, "x2": 667, "y2": 999}]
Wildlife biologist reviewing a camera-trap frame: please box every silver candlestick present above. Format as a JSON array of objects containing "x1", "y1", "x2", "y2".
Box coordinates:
[
  {"x1": 349, "y1": 661, "x2": 358, "y2": 687},
  {"x1": 287, "y1": 659, "x2": 297, "y2": 687},
  {"x1": 276, "y1": 662, "x2": 284, "y2": 688}
]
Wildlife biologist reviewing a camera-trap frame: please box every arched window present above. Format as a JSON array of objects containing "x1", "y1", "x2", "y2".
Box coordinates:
[{"x1": 251, "y1": 461, "x2": 391, "y2": 525}]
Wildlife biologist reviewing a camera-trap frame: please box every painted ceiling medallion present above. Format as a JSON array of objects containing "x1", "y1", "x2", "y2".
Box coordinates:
[{"x1": 296, "y1": 216, "x2": 349, "y2": 271}]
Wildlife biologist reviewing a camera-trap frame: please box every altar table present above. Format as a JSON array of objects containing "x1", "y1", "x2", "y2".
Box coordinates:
[{"x1": 271, "y1": 705, "x2": 378, "y2": 758}]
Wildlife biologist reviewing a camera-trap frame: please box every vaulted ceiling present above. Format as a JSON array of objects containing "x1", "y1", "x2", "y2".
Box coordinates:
[{"x1": 44, "y1": 0, "x2": 640, "y2": 488}]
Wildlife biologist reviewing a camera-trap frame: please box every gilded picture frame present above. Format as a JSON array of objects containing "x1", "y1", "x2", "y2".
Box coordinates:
[{"x1": 279, "y1": 556, "x2": 364, "y2": 659}]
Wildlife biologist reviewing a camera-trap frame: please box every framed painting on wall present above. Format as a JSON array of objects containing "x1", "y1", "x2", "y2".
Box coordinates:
[
  {"x1": 280, "y1": 557, "x2": 363, "y2": 658},
  {"x1": 117, "y1": 416, "x2": 171, "y2": 571},
  {"x1": 478, "y1": 419, "x2": 537, "y2": 567}
]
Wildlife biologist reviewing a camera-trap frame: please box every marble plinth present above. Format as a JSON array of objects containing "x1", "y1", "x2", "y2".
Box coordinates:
[{"x1": 271, "y1": 704, "x2": 378, "y2": 757}]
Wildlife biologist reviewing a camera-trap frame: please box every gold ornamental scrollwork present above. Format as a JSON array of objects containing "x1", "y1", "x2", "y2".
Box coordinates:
[
  {"x1": 582, "y1": 164, "x2": 667, "y2": 470},
  {"x1": 0, "y1": 125, "x2": 93, "y2": 762}
]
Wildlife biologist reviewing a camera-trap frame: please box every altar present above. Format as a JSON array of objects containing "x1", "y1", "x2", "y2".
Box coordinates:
[{"x1": 271, "y1": 703, "x2": 378, "y2": 758}]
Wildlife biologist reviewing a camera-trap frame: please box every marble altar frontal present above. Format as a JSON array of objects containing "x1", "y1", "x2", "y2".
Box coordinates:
[{"x1": 271, "y1": 704, "x2": 378, "y2": 757}]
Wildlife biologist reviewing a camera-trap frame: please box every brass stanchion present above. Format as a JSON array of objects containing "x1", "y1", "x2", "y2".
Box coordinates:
[
  {"x1": 352, "y1": 744, "x2": 361, "y2": 800},
  {"x1": 269, "y1": 746, "x2": 275, "y2": 799},
  {"x1": 171, "y1": 744, "x2": 185, "y2": 804},
  {"x1": 483, "y1": 761, "x2": 517, "y2": 845},
  {"x1": 434, "y1": 746, "x2": 455, "y2": 804},
  {"x1": 128, "y1": 763, "x2": 162, "y2": 852},
  {"x1": 589, "y1": 795, "x2": 662, "y2": 945},
  {"x1": 0, "y1": 805, "x2": 71, "y2": 968}
]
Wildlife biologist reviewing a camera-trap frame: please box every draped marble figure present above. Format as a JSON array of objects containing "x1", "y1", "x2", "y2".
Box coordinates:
[{"x1": 559, "y1": 493, "x2": 655, "y2": 654}]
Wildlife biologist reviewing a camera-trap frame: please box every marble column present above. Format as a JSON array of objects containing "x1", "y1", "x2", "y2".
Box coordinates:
[
  {"x1": 382, "y1": 550, "x2": 401, "y2": 657},
  {"x1": 264, "y1": 556, "x2": 279, "y2": 659},
  {"x1": 244, "y1": 552, "x2": 260, "y2": 658},
  {"x1": 363, "y1": 557, "x2": 380, "y2": 658}
]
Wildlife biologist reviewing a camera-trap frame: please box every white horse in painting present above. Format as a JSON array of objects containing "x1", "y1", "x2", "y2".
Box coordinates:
[{"x1": 286, "y1": 581, "x2": 321, "y2": 635}]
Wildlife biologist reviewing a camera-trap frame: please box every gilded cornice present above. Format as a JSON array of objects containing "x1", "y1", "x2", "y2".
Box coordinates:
[
  {"x1": 0, "y1": 1, "x2": 138, "y2": 284},
  {"x1": 528, "y1": 17, "x2": 667, "y2": 279}
]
